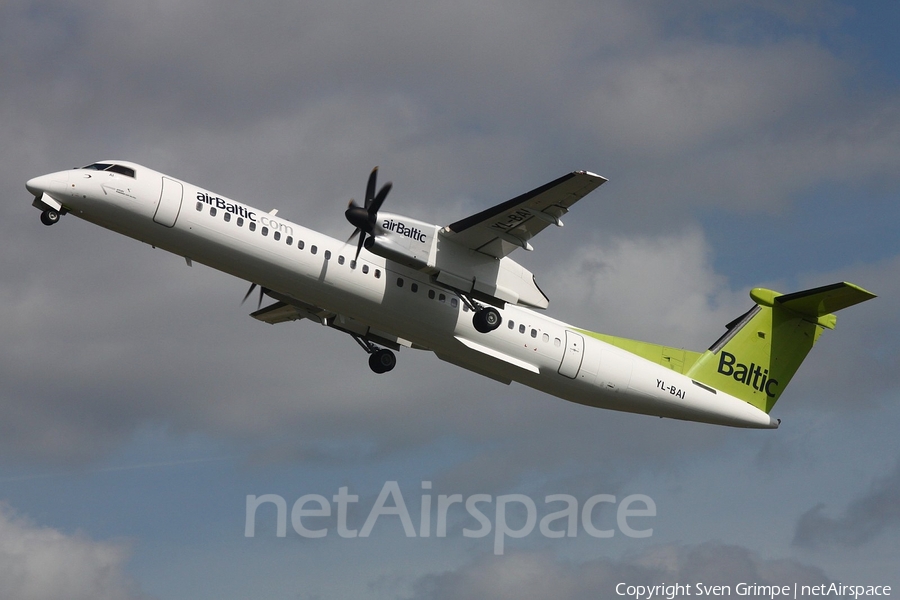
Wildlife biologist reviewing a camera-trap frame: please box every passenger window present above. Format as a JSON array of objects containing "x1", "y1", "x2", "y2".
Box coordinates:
[
  {"x1": 397, "y1": 278, "x2": 404, "y2": 287},
  {"x1": 298, "y1": 240, "x2": 304, "y2": 250},
  {"x1": 439, "y1": 294, "x2": 446, "y2": 303},
  {"x1": 542, "y1": 333, "x2": 549, "y2": 343},
  {"x1": 508, "y1": 320, "x2": 515, "y2": 329},
  {"x1": 286, "y1": 236, "x2": 293, "y2": 245},
  {"x1": 195, "y1": 201, "x2": 203, "y2": 212},
  {"x1": 210, "y1": 207, "x2": 217, "y2": 217},
  {"x1": 324, "y1": 250, "x2": 331, "y2": 260},
  {"x1": 237, "y1": 217, "x2": 243, "y2": 227},
  {"x1": 311, "y1": 245, "x2": 317, "y2": 255},
  {"x1": 411, "y1": 283, "x2": 418, "y2": 292},
  {"x1": 261, "y1": 227, "x2": 268, "y2": 236},
  {"x1": 249, "y1": 222, "x2": 256, "y2": 232},
  {"x1": 362, "y1": 264, "x2": 369, "y2": 274},
  {"x1": 338, "y1": 255, "x2": 345, "y2": 265},
  {"x1": 519, "y1": 325, "x2": 526, "y2": 334},
  {"x1": 428, "y1": 290, "x2": 435, "y2": 299},
  {"x1": 531, "y1": 329, "x2": 537, "y2": 338},
  {"x1": 274, "y1": 231, "x2": 281, "y2": 241},
  {"x1": 350, "y1": 260, "x2": 356, "y2": 269},
  {"x1": 451, "y1": 298, "x2": 458, "y2": 308},
  {"x1": 224, "y1": 212, "x2": 231, "y2": 222},
  {"x1": 374, "y1": 269, "x2": 381, "y2": 279},
  {"x1": 554, "y1": 338, "x2": 561, "y2": 347}
]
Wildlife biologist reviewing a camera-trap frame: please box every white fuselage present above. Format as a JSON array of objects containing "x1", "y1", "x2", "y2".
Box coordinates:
[{"x1": 27, "y1": 162, "x2": 779, "y2": 429}]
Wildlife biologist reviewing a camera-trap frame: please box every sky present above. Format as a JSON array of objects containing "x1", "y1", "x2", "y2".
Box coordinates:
[{"x1": 1, "y1": 1, "x2": 899, "y2": 598}]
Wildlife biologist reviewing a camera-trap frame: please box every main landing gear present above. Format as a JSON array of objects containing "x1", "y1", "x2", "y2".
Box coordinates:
[
  {"x1": 368, "y1": 348, "x2": 397, "y2": 374},
  {"x1": 459, "y1": 294, "x2": 502, "y2": 334},
  {"x1": 352, "y1": 334, "x2": 396, "y2": 374},
  {"x1": 472, "y1": 306, "x2": 502, "y2": 333},
  {"x1": 40, "y1": 209, "x2": 61, "y2": 226}
]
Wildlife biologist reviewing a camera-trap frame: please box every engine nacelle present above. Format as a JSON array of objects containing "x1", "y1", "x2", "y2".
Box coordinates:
[
  {"x1": 364, "y1": 212, "x2": 440, "y2": 271},
  {"x1": 364, "y1": 211, "x2": 549, "y2": 309}
]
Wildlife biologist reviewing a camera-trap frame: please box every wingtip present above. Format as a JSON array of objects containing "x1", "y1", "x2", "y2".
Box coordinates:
[{"x1": 576, "y1": 170, "x2": 608, "y2": 183}]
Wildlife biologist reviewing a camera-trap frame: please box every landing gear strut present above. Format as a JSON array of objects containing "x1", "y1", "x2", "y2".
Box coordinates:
[
  {"x1": 352, "y1": 335, "x2": 396, "y2": 374},
  {"x1": 40, "y1": 209, "x2": 60, "y2": 226}
]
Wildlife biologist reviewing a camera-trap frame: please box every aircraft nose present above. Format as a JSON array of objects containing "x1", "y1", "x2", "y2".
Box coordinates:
[
  {"x1": 26, "y1": 171, "x2": 68, "y2": 196},
  {"x1": 25, "y1": 176, "x2": 45, "y2": 196}
]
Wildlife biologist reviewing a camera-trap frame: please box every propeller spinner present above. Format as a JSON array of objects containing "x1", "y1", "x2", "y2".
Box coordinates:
[{"x1": 345, "y1": 167, "x2": 391, "y2": 260}]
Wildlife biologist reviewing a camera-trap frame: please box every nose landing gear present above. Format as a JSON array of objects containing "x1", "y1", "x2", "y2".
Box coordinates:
[{"x1": 40, "y1": 209, "x2": 60, "y2": 226}]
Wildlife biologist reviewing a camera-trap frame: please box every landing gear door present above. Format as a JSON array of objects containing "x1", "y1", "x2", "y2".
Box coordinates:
[
  {"x1": 154, "y1": 177, "x2": 183, "y2": 227},
  {"x1": 558, "y1": 330, "x2": 584, "y2": 379}
]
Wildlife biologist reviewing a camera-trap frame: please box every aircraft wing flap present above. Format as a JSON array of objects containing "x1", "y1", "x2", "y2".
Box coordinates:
[
  {"x1": 443, "y1": 171, "x2": 606, "y2": 258},
  {"x1": 250, "y1": 301, "x2": 309, "y2": 324}
]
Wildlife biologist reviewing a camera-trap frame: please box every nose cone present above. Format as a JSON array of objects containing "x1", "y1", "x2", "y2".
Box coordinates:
[
  {"x1": 25, "y1": 176, "x2": 45, "y2": 196},
  {"x1": 26, "y1": 171, "x2": 68, "y2": 197}
]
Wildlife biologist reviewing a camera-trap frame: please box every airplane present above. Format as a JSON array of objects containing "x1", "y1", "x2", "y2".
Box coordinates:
[{"x1": 26, "y1": 161, "x2": 875, "y2": 429}]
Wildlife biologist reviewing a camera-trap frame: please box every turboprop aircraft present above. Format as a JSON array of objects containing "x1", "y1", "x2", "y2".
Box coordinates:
[{"x1": 26, "y1": 161, "x2": 875, "y2": 428}]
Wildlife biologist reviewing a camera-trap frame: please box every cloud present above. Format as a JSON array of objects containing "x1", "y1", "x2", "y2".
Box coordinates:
[
  {"x1": 0, "y1": 505, "x2": 147, "y2": 600},
  {"x1": 793, "y1": 460, "x2": 900, "y2": 549},
  {"x1": 542, "y1": 228, "x2": 744, "y2": 349},
  {"x1": 406, "y1": 543, "x2": 831, "y2": 600}
]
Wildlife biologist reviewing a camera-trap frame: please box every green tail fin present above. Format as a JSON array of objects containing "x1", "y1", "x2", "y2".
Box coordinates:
[{"x1": 686, "y1": 282, "x2": 875, "y2": 412}]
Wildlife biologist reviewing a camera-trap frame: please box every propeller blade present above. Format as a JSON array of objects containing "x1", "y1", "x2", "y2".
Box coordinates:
[
  {"x1": 241, "y1": 283, "x2": 257, "y2": 305},
  {"x1": 241, "y1": 283, "x2": 267, "y2": 309},
  {"x1": 365, "y1": 167, "x2": 378, "y2": 209},
  {"x1": 369, "y1": 182, "x2": 392, "y2": 215},
  {"x1": 355, "y1": 231, "x2": 366, "y2": 261}
]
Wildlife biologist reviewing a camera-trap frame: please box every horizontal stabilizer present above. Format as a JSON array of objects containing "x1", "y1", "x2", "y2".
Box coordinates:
[
  {"x1": 750, "y1": 281, "x2": 876, "y2": 329},
  {"x1": 775, "y1": 281, "x2": 875, "y2": 316}
]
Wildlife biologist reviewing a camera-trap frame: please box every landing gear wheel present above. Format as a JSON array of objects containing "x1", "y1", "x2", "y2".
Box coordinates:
[
  {"x1": 40, "y1": 209, "x2": 60, "y2": 226},
  {"x1": 368, "y1": 348, "x2": 396, "y2": 374},
  {"x1": 473, "y1": 307, "x2": 502, "y2": 333}
]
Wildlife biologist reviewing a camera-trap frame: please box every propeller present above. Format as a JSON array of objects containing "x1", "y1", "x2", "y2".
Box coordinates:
[
  {"x1": 241, "y1": 282, "x2": 267, "y2": 310},
  {"x1": 345, "y1": 167, "x2": 392, "y2": 260}
]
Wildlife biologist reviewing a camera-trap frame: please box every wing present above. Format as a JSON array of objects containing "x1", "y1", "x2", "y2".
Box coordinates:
[{"x1": 442, "y1": 171, "x2": 606, "y2": 258}]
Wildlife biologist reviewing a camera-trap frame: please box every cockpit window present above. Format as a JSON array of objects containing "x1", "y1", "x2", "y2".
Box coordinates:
[
  {"x1": 81, "y1": 163, "x2": 136, "y2": 178},
  {"x1": 107, "y1": 164, "x2": 136, "y2": 177}
]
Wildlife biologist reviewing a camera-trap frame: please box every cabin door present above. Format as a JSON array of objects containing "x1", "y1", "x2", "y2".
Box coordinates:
[
  {"x1": 558, "y1": 331, "x2": 584, "y2": 379},
  {"x1": 154, "y1": 177, "x2": 183, "y2": 227}
]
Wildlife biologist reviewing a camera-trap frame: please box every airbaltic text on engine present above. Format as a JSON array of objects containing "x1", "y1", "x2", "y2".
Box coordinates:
[{"x1": 381, "y1": 219, "x2": 427, "y2": 242}]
